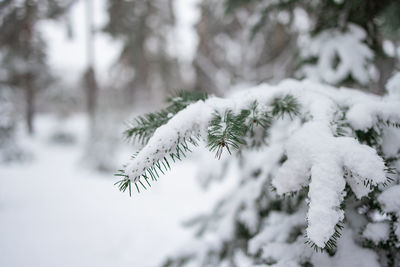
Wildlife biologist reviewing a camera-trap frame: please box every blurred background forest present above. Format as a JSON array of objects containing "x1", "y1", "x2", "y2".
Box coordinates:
[{"x1": 0, "y1": 0, "x2": 399, "y2": 266}]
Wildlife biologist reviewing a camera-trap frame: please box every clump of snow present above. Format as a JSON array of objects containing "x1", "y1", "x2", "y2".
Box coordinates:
[
  {"x1": 292, "y1": 8, "x2": 310, "y2": 33},
  {"x1": 346, "y1": 101, "x2": 400, "y2": 131},
  {"x1": 250, "y1": 212, "x2": 381, "y2": 267},
  {"x1": 386, "y1": 72, "x2": 400, "y2": 97},
  {"x1": 249, "y1": 206, "x2": 307, "y2": 255},
  {"x1": 363, "y1": 222, "x2": 390, "y2": 244},
  {"x1": 312, "y1": 229, "x2": 380, "y2": 267},
  {"x1": 270, "y1": 82, "x2": 386, "y2": 246},
  {"x1": 275, "y1": 118, "x2": 386, "y2": 246},
  {"x1": 378, "y1": 185, "x2": 400, "y2": 213},
  {"x1": 381, "y1": 127, "x2": 400, "y2": 158},
  {"x1": 299, "y1": 24, "x2": 374, "y2": 85},
  {"x1": 383, "y1": 40, "x2": 396, "y2": 58}
]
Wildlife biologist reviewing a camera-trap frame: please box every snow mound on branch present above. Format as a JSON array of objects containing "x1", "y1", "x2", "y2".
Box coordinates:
[
  {"x1": 387, "y1": 72, "x2": 400, "y2": 96},
  {"x1": 249, "y1": 206, "x2": 307, "y2": 255},
  {"x1": 382, "y1": 127, "x2": 400, "y2": 158},
  {"x1": 273, "y1": 123, "x2": 386, "y2": 247},
  {"x1": 377, "y1": 185, "x2": 400, "y2": 242},
  {"x1": 250, "y1": 210, "x2": 380, "y2": 267},
  {"x1": 272, "y1": 81, "x2": 387, "y2": 247},
  {"x1": 299, "y1": 24, "x2": 374, "y2": 85},
  {"x1": 346, "y1": 100, "x2": 400, "y2": 131},
  {"x1": 312, "y1": 229, "x2": 380, "y2": 267},
  {"x1": 378, "y1": 185, "x2": 400, "y2": 213},
  {"x1": 125, "y1": 100, "x2": 215, "y2": 181},
  {"x1": 363, "y1": 222, "x2": 390, "y2": 245}
]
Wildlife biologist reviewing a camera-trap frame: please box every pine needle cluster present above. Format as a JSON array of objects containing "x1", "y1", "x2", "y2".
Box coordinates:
[{"x1": 124, "y1": 91, "x2": 207, "y2": 144}]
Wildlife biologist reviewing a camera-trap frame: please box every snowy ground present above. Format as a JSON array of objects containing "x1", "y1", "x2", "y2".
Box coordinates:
[{"x1": 0, "y1": 115, "x2": 228, "y2": 267}]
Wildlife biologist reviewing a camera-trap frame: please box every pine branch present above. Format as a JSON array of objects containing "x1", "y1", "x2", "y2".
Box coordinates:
[
  {"x1": 246, "y1": 101, "x2": 273, "y2": 147},
  {"x1": 115, "y1": 79, "x2": 400, "y2": 266},
  {"x1": 271, "y1": 94, "x2": 300, "y2": 119},
  {"x1": 207, "y1": 109, "x2": 250, "y2": 159},
  {"x1": 124, "y1": 91, "x2": 207, "y2": 144},
  {"x1": 117, "y1": 94, "x2": 301, "y2": 196},
  {"x1": 116, "y1": 136, "x2": 199, "y2": 193},
  {"x1": 382, "y1": 119, "x2": 400, "y2": 129},
  {"x1": 305, "y1": 222, "x2": 344, "y2": 252},
  {"x1": 207, "y1": 97, "x2": 299, "y2": 159},
  {"x1": 247, "y1": 101, "x2": 273, "y2": 130}
]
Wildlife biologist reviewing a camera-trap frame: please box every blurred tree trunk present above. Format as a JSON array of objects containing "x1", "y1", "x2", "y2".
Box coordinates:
[
  {"x1": 374, "y1": 56, "x2": 396, "y2": 95},
  {"x1": 193, "y1": 2, "x2": 217, "y2": 95},
  {"x1": 24, "y1": 73, "x2": 35, "y2": 135},
  {"x1": 84, "y1": 67, "x2": 98, "y2": 119},
  {"x1": 129, "y1": 1, "x2": 151, "y2": 104},
  {"x1": 23, "y1": 0, "x2": 35, "y2": 135},
  {"x1": 84, "y1": 0, "x2": 98, "y2": 122},
  {"x1": 82, "y1": 0, "x2": 102, "y2": 171}
]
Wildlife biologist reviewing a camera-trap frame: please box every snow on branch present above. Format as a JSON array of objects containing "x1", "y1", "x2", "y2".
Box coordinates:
[
  {"x1": 116, "y1": 84, "x2": 299, "y2": 193},
  {"x1": 117, "y1": 79, "x2": 400, "y2": 249},
  {"x1": 299, "y1": 24, "x2": 374, "y2": 85}
]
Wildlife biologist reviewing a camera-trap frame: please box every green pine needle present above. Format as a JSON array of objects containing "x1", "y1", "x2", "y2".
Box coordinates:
[
  {"x1": 271, "y1": 95, "x2": 300, "y2": 119},
  {"x1": 124, "y1": 91, "x2": 208, "y2": 144},
  {"x1": 207, "y1": 109, "x2": 249, "y2": 159}
]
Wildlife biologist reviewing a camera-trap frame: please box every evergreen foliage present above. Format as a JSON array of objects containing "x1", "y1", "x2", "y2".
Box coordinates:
[
  {"x1": 117, "y1": 78, "x2": 400, "y2": 266},
  {"x1": 223, "y1": 0, "x2": 400, "y2": 92},
  {"x1": 113, "y1": 1, "x2": 400, "y2": 266},
  {"x1": 117, "y1": 92, "x2": 300, "y2": 193},
  {"x1": 224, "y1": 0, "x2": 400, "y2": 40},
  {"x1": 125, "y1": 91, "x2": 208, "y2": 144},
  {"x1": 193, "y1": 0, "x2": 295, "y2": 95}
]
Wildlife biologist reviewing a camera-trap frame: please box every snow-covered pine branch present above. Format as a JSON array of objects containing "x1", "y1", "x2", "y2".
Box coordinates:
[
  {"x1": 124, "y1": 91, "x2": 208, "y2": 144},
  {"x1": 117, "y1": 79, "x2": 400, "y2": 251},
  {"x1": 117, "y1": 85, "x2": 300, "y2": 192}
]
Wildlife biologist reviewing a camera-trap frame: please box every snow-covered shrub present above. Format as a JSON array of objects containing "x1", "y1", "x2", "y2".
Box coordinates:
[{"x1": 117, "y1": 77, "x2": 400, "y2": 266}]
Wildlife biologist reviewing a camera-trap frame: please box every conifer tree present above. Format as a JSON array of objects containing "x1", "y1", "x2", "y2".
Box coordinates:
[
  {"x1": 115, "y1": 1, "x2": 400, "y2": 266},
  {"x1": 0, "y1": 0, "x2": 74, "y2": 134},
  {"x1": 103, "y1": 0, "x2": 182, "y2": 105}
]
